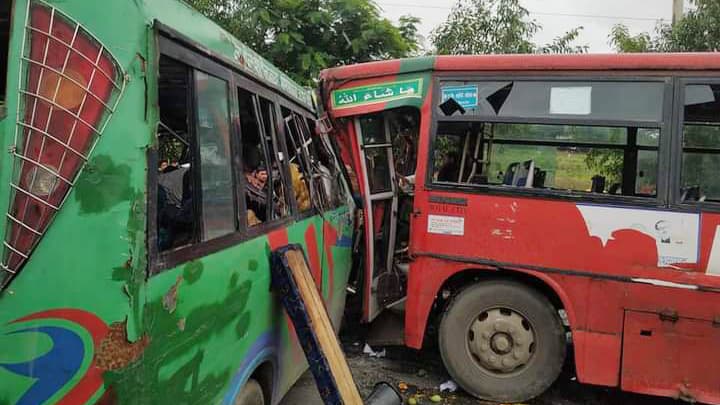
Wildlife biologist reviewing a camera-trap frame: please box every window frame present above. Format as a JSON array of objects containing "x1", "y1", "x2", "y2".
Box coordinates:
[
  {"x1": 278, "y1": 99, "x2": 323, "y2": 219},
  {"x1": 149, "y1": 27, "x2": 317, "y2": 274},
  {"x1": 233, "y1": 72, "x2": 297, "y2": 238},
  {"x1": 671, "y1": 77, "x2": 720, "y2": 212},
  {"x1": 426, "y1": 73, "x2": 674, "y2": 208}
]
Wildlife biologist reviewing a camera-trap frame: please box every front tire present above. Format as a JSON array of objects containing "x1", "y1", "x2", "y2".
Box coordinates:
[
  {"x1": 439, "y1": 280, "x2": 566, "y2": 402},
  {"x1": 234, "y1": 379, "x2": 265, "y2": 405}
]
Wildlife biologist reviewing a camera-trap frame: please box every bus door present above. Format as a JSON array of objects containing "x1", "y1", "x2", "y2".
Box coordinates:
[{"x1": 356, "y1": 114, "x2": 400, "y2": 321}]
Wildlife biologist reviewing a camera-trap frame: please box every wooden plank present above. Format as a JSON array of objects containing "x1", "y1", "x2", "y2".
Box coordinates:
[{"x1": 271, "y1": 244, "x2": 363, "y2": 405}]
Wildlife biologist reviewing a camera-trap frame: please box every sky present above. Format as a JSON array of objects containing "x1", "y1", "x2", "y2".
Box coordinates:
[{"x1": 378, "y1": 0, "x2": 690, "y2": 53}]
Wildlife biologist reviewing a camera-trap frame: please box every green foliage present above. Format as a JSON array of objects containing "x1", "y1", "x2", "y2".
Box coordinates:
[
  {"x1": 585, "y1": 149, "x2": 624, "y2": 185},
  {"x1": 608, "y1": 24, "x2": 655, "y2": 53},
  {"x1": 431, "y1": 0, "x2": 586, "y2": 55},
  {"x1": 539, "y1": 27, "x2": 589, "y2": 54},
  {"x1": 185, "y1": 0, "x2": 421, "y2": 84}
]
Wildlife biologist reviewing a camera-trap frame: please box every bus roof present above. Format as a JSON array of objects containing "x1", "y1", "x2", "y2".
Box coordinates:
[
  {"x1": 320, "y1": 53, "x2": 720, "y2": 82},
  {"x1": 146, "y1": 0, "x2": 313, "y2": 108}
]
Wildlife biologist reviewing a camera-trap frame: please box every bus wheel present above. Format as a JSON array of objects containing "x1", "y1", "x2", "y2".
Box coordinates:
[
  {"x1": 234, "y1": 379, "x2": 265, "y2": 405},
  {"x1": 439, "y1": 280, "x2": 565, "y2": 402}
]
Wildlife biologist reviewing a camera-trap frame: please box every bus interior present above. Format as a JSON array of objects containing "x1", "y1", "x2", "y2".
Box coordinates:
[{"x1": 353, "y1": 107, "x2": 420, "y2": 314}]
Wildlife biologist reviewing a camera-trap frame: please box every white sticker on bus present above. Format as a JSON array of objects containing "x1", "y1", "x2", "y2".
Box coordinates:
[
  {"x1": 550, "y1": 86, "x2": 592, "y2": 115},
  {"x1": 428, "y1": 215, "x2": 465, "y2": 236},
  {"x1": 706, "y1": 225, "x2": 720, "y2": 276},
  {"x1": 577, "y1": 205, "x2": 699, "y2": 268}
]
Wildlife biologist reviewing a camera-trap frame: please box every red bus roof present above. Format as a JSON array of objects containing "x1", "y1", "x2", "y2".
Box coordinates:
[{"x1": 320, "y1": 53, "x2": 720, "y2": 82}]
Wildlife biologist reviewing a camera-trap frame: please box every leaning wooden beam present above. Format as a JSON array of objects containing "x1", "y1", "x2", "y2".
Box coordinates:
[{"x1": 271, "y1": 244, "x2": 363, "y2": 405}]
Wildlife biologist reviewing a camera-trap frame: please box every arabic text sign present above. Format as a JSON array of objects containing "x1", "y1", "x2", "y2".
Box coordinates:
[
  {"x1": 332, "y1": 79, "x2": 423, "y2": 109},
  {"x1": 441, "y1": 85, "x2": 479, "y2": 109}
]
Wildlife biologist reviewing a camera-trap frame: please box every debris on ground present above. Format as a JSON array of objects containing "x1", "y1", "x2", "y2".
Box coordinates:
[
  {"x1": 439, "y1": 380, "x2": 458, "y2": 393},
  {"x1": 363, "y1": 343, "x2": 387, "y2": 358}
]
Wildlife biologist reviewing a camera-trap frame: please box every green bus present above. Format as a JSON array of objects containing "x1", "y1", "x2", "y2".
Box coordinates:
[{"x1": 0, "y1": 0, "x2": 355, "y2": 404}]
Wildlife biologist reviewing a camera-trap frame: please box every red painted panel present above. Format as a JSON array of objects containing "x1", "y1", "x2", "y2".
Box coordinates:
[
  {"x1": 304, "y1": 225, "x2": 322, "y2": 292},
  {"x1": 321, "y1": 53, "x2": 720, "y2": 83},
  {"x1": 573, "y1": 330, "x2": 621, "y2": 387},
  {"x1": 700, "y1": 213, "x2": 720, "y2": 275},
  {"x1": 621, "y1": 311, "x2": 720, "y2": 404}
]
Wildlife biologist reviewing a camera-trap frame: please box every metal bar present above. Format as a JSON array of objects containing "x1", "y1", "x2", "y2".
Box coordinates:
[
  {"x1": 25, "y1": 25, "x2": 123, "y2": 90},
  {"x1": 21, "y1": 56, "x2": 116, "y2": 111},
  {"x1": 0, "y1": 262, "x2": 17, "y2": 275},
  {"x1": 24, "y1": 23, "x2": 79, "y2": 229},
  {"x1": 59, "y1": 47, "x2": 99, "y2": 179},
  {"x1": 6, "y1": 214, "x2": 43, "y2": 236},
  {"x1": 20, "y1": 90, "x2": 103, "y2": 135},
  {"x1": 4, "y1": 242, "x2": 29, "y2": 259},
  {"x1": 16, "y1": 6, "x2": 56, "y2": 247},
  {"x1": 16, "y1": 122, "x2": 89, "y2": 161},
  {"x1": 13, "y1": 153, "x2": 75, "y2": 186},
  {"x1": 10, "y1": 183, "x2": 60, "y2": 211}
]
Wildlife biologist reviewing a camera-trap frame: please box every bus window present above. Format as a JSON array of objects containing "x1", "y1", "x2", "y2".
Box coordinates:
[
  {"x1": 439, "y1": 80, "x2": 665, "y2": 122},
  {"x1": 433, "y1": 122, "x2": 659, "y2": 197},
  {"x1": 238, "y1": 88, "x2": 269, "y2": 226},
  {"x1": 258, "y1": 96, "x2": 291, "y2": 220},
  {"x1": 194, "y1": 71, "x2": 235, "y2": 240},
  {"x1": 157, "y1": 56, "x2": 196, "y2": 251},
  {"x1": 681, "y1": 83, "x2": 720, "y2": 202},
  {"x1": 282, "y1": 107, "x2": 312, "y2": 212},
  {"x1": 0, "y1": 0, "x2": 9, "y2": 114}
]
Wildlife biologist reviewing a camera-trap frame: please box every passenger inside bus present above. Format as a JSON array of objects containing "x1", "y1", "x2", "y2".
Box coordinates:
[{"x1": 156, "y1": 56, "x2": 195, "y2": 251}]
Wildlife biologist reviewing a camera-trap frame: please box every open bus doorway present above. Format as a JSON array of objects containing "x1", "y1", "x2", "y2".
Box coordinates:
[{"x1": 354, "y1": 107, "x2": 419, "y2": 321}]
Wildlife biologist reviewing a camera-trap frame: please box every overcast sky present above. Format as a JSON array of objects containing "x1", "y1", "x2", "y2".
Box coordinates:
[{"x1": 378, "y1": 0, "x2": 689, "y2": 53}]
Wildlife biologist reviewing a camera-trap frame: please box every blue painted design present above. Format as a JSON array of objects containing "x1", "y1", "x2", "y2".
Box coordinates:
[
  {"x1": 441, "y1": 85, "x2": 479, "y2": 109},
  {"x1": 0, "y1": 326, "x2": 85, "y2": 405},
  {"x1": 335, "y1": 235, "x2": 352, "y2": 248},
  {"x1": 222, "y1": 332, "x2": 277, "y2": 405}
]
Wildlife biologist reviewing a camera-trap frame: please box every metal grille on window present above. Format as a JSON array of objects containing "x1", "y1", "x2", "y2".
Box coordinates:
[{"x1": 0, "y1": 0, "x2": 125, "y2": 288}]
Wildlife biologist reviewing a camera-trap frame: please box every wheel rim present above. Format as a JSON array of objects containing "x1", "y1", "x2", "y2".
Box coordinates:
[{"x1": 467, "y1": 307, "x2": 536, "y2": 376}]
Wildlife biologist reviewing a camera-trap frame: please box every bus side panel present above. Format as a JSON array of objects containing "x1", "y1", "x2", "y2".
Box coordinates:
[
  {"x1": 621, "y1": 310, "x2": 720, "y2": 404},
  {"x1": 0, "y1": 0, "x2": 153, "y2": 404},
  {"x1": 407, "y1": 189, "x2": 720, "y2": 391}
]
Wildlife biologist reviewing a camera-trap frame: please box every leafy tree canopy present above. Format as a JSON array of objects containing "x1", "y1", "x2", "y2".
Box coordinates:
[
  {"x1": 186, "y1": 0, "x2": 421, "y2": 85},
  {"x1": 431, "y1": 0, "x2": 587, "y2": 55},
  {"x1": 610, "y1": 0, "x2": 720, "y2": 53}
]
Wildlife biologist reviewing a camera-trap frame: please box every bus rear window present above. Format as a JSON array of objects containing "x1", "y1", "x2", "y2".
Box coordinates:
[{"x1": 0, "y1": 0, "x2": 11, "y2": 113}]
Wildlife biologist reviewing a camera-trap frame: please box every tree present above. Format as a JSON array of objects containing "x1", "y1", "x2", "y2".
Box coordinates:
[
  {"x1": 431, "y1": 0, "x2": 587, "y2": 55},
  {"x1": 609, "y1": 0, "x2": 720, "y2": 53},
  {"x1": 398, "y1": 15, "x2": 424, "y2": 56},
  {"x1": 185, "y1": 0, "x2": 421, "y2": 85}
]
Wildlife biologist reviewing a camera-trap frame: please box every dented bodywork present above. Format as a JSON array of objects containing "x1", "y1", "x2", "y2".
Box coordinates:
[
  {"x1": 0, "y1": 1, "x2": 353, "y2": 404},
  {"x1": 319, "y1": 54, "x2": 720, "y2": 404}
]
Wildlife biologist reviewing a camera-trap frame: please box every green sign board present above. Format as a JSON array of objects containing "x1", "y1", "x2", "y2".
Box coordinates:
[{"x1": 332, "y1": 79, "x2": 423, "y2": 109}]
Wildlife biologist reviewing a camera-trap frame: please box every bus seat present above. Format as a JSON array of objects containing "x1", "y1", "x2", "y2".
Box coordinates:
[
  {"x1": 591, "y1": 175, "x2": 606, "y2": 193},
  {"x1": 503, "y1": 163, "x2": 519, "y2": 185}
]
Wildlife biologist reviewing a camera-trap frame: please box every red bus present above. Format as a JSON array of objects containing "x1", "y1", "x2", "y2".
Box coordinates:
[{"x1": 318, "y1": 53, "x2": 720, "y2": 404}]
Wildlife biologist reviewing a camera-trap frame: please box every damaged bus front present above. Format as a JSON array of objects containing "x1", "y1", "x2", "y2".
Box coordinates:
[
  {"x1": 0, "y1": 1, "x2": 354, "y2": 404},
  {"x1": 320, "y1": 54, "x2": 720, "y2": 404}
]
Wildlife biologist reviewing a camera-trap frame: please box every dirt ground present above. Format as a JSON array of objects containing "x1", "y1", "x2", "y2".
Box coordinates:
[{"x1": 281, "y1": 341, "x2": 684, "y2": 405}]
